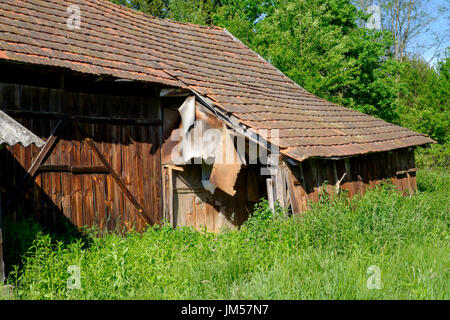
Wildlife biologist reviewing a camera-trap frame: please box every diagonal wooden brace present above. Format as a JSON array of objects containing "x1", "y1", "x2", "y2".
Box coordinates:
[
  {"x1": 4, "y1": 119, "x2": 67, "y2": 213},
  {"x1": 72, "y1": 121, "x2": 153, "y2": 225}
]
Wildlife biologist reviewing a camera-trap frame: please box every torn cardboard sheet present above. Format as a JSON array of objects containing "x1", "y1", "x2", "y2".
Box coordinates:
[
  {"x1": 209, "y1": 126, "x2": 244, "y2": 197},
  {"x1": 178, "y1": 96, "x2": 198, "y2": 163},
  {"x1": 178, "y1": 97, "x2": 224, "y2": 164},
  {"x1": 175, "y1": 96, "x2": 245, "y2": 196},
  {"x1": 195, "y1": 106, "x2": 223, "y2": 163},
  {"x1": 209, "y1": 163, "x2": 241, "y2": 196}
]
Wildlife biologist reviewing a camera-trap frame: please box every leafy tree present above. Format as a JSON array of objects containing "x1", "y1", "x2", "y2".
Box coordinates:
[
  {"x1": 212, "y1": 0, "x2": 278, "y2": 44},
  {"x1": 250, "y1": 0, "x2": 399, "y2": 121},
  {"x1": 166, "y1": 0, "x2": 218, "y2": 25},
  {"x1": 397, "y1": 55, "x2": 450, "y2": 144},
  {"x1": 109, "y1": 0, "x2": 169, "y2": 17}
]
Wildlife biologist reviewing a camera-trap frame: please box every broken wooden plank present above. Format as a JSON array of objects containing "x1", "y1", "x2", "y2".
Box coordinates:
[
  {"x1": 283, "y1": 162, "x2": 308, "y2": 215},
  {"x1": 396, "y1": 168, "x2": 417, "y2": 175}
]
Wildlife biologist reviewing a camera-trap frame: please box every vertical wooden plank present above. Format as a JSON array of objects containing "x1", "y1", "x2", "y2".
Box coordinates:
[
  {"x1": 350, "y1": 156, "x2": 365, "y2": 196},
  {"x1": 195, "y1": 197, "x2": 206, "y2": 231},
  {"x1": 397, "y1": 151, "x2": 404, "y2": 192},
  {"x1": 365, "y1": 155, "x2": 373, "y2": 190},
  {"x1": 311, "y1": 160, "x2": 321, "y2": 202},
  {"x1": 162, "y1": 165, "x2": 174, "y2": 227},
  {"x1": 70, "y1": 121, "x2": 83, "y2": 229},
  {"x1": 121, "y1": 125, "x2": 133, "y2": 232},
  {"x1": 299, "y1": 160, "x2": 312, "y2": 202},
  {"x1": 60, "y1": 135, "x2": 72, "y2": 223},
  {"x1": 40, "y1": 86, "x2": 51, "y2": 227},
  {"x1": 103, "y1": 123, "x2": 116, "y2": 231},
  {"x1": 133, "y1": 127, "x2": 146, "y2": 230},
  {"x1": 284, "y1": 162, "x2": 308, "y2": 215},
  {"x1": 342, "y1": 159, "x2": 352, "y2": 195},
  {"x1": 407, "y1": 148, "x2": 417, "y2": 193},
  {"x1": 274, "y1": 163, "x2": 286, "y2": 208},
  {"x1": 205, "y1": 201, "x2": 215, "y2": 232},
  {"x1": 376, "y1": 152, "x2": 386, "y2": 185},
  {"x1": 50, "y1": 89, "x2": 63, "y2": 228},
  {"x1": 401, "y1": 149, "x2": 410, "y2": 195},
  {"x1": 394, "y1": 150, "x2": 405, "y2": 193},
  {"x1": 111, "y1": 124, "x2": 124, "y2": 231},
  {"x1": 298, "y1": 163, "x2": 308, "y2": 210},
  {"x1": 149, "y1": 126, "x2": 157, "y2": 225},
  {"x1": 48, "y1": 115, "x2": 61, "y2": 228},
  {"x1": 324, "y1": 160, "x2": 336, "y2": 196},
  {"x1": 150, "y1": 125, "x2": 162, "y2": 224},
  {"x1": 266, "y1": 178, "x2": 274, "y2": 211},
  {"x1": 142, "y1": 127, "x2": 154, "y2": 228},
  {"x1": 386, "y1": 151, "x2": 395, "y2": 187},
  {"x1": 372, "y1": 153, "x2": 379, "y2": 188},
  {"x1": 184, "y1": 195, "x2": 194, "y2": 229},
  {"x1": 91, "y1": 123, "x2": 106, "y2": 230}
]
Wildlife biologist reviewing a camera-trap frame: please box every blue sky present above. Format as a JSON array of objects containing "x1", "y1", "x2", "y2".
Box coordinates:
[{"x1": 408, "y1": 0, "x2": 449, "y2": 64}]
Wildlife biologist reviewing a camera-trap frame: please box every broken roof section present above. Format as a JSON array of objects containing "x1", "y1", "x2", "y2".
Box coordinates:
[
  {"x1": 0, "y1": 111, "x2": 44, "y2": 147},
  {"x1": 0, "y1": 0, "x2": 435, "y2": 161}
]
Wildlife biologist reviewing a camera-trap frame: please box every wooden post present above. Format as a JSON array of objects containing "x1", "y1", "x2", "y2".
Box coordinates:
[
  {"x1": 344, "y1": 158, "x2": 354, "y2": 196},
  {"x1": 266, "y1": 178, "x2": 274, "y2": 211},
  {"x1": 273, "y1": 164, "x2": 286, "y2": 208},
  {"x1": 163, "y1": 165, "x2": 174, "y2": 227}
]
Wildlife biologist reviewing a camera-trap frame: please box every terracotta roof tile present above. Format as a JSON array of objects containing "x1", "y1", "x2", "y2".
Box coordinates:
[{"x1": 0, "y1": 0, "x2": 435, "y2": 161}]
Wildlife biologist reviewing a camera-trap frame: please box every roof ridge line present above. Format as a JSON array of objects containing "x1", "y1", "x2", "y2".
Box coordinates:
[
  {"x1": 221, "y1": 28, "x2": 351, "y2": 108},
  {"x1": 222, "y1": 28, "x2": 310, "y2": 93}
]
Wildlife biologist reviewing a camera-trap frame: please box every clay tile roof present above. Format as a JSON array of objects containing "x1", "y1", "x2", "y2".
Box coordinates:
[{"x1": 0, "y1": 0, "x2": 435, "y2": 161}]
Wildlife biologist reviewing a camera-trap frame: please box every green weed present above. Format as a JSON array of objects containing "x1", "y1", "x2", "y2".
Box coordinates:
[{"x1": 3, "y1": 169, "x2": 449, "y2": 300}]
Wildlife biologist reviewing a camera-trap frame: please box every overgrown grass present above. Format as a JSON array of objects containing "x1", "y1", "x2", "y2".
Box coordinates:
[{"x1": 3, "y1": 169, "x2": 449, "y2": 300}]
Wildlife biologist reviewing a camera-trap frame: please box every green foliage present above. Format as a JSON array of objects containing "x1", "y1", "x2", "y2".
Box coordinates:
[
  {"x1": 166, "y1": 0, "x2": 217, "y2": 25},
  {"x1": 109, "y1": 0, "x2": 169, "y2": 17},
  {"x1": 212, "y1": 0, "x2": 277, "y2": 44},
  {"x1": 5, "y1": 169, "x2": 449, "y2": 300},
  {"x1": 397, "y1": 56, "x2": 450, "y2": 144},
  {"x1": 415, "y1": 143, "x2": 450, "y2": 169},
  {"x1": 250, "y1": 0, "x2": 399, "y2": 121}
]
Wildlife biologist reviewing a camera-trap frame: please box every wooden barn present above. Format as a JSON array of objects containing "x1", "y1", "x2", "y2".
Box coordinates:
[{"x1": 0, "y1": 0, "x2": 434, "y2": 234}]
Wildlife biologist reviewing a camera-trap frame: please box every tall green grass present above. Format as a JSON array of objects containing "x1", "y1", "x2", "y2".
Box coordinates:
[{"x1": 4, "y1": 169, "x2": 449, "y2": 299}]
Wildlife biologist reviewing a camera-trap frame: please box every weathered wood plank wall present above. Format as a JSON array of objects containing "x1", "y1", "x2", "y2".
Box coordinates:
[
  {"x1": 284, "y1": 148, "x2": 417, "y2": 214},
  {"x1": 0, "y1": 83, "x2": 163, "y2": 232},
  {"x1": 171, "y1": 164, "x2": 263, "y2": 232}
]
